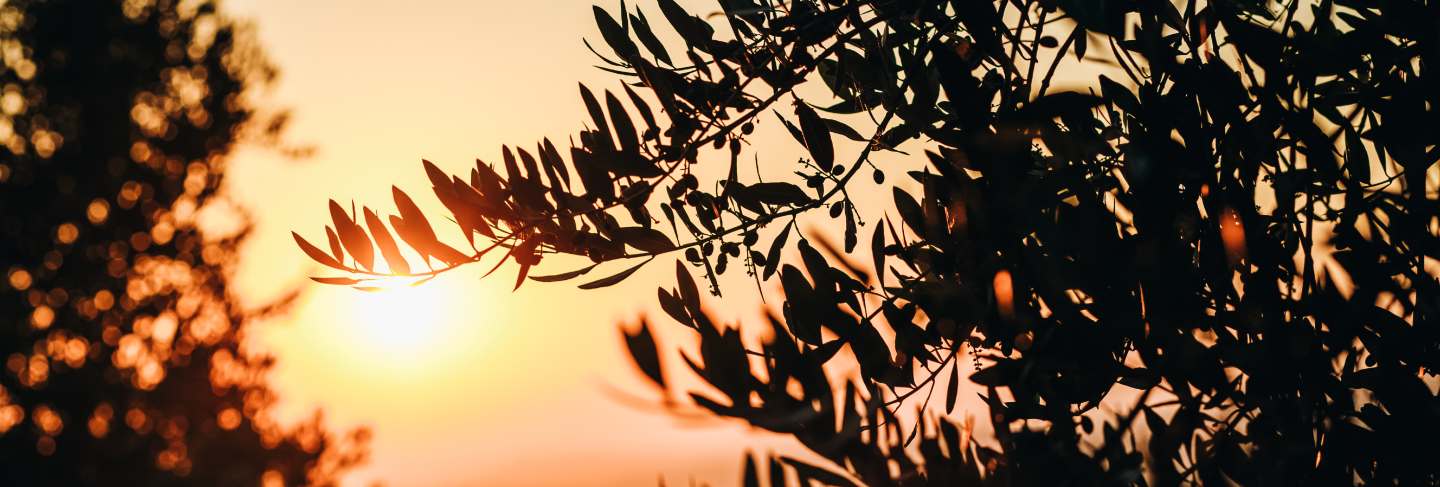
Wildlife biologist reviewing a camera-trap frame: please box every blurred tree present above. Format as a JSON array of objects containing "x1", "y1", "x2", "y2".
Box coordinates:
[
  {"x1": 1, "y1": 1, "x2": 365, "y2": 485},
  {"x1": 301, "y1": 0, "x2": 1438, "y2": 484}
]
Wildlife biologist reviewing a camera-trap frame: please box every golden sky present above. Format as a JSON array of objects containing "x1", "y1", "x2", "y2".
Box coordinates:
[{"x1": 219, "y1": 1, "x2": 813, "y2": 486}]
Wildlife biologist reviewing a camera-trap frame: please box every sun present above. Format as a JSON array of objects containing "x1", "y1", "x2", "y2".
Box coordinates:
[{"x1": 345, "y1": 282, "x2": 458, "y2": 364}]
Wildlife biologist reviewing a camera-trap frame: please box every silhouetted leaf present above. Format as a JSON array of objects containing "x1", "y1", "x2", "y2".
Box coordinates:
[
  {"x1": 676, "y1": 260, "x2": 701, "y2": 309},
  {"x1": 624, "y1": 320, "x2": 665, "y2": 387},
  {"x1": 593, "y1": 5, "x2": 639, "y2": 59},
  {"x1": 529, "y1": 263, "x2": 600, "y2": 282},
  {"x1": 330, "y1": 200, "x2": 374, "y2": 271},
  {"x1": 614, "y1": 226, "x2": 674, "y2": 254},
  {"x1": 823, "y1": 118, "x2": 867, "y2": 142},
  {"x1": 795, "y1": 102, "x2": 834, "y2": 171},
  {"x1": 309, "y1": 276, "x2": 364, "y2": 286},
  {"x1": 892, "y1": 188, "x2": 925, "y2": 237},
  {"x1": 293, "y1": 232, "x2": 346, "y2": 271},
  {"x1": 606, "y1": 91, "x2": 640, "y2": 153},
  {"x1": 579, "y1": 257, "x2": 654, "y2": 289},
  {"x1": 763, "y1": 224, "x2": 791, "y2": 280},
  {"x1": 746, "y1": 182, "x2": 812, "y2": 206},
  {"x1": 364, "y1": 208, "x2": 411, "y2": 275},
  {"x1": 945, "y1": 360, "x2": 959, "y2": 413},
  {"x1": 629, "y1": 9, "x2": 672, "y2": 65}
]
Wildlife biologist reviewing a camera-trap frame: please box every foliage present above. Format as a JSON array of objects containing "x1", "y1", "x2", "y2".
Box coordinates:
[
  {"x1": 300, "y1": 0, "x2": 1439, "y2": 484},
  {"x1": 1, "y1": 1, "x2": 365, "y2": 485}
]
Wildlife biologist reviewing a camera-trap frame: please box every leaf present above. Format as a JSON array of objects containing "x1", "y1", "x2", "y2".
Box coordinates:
[
  {"x1": 657, "y1": 288, "x2": 691, "y2": 326},
  {"x1": 514, "y1": 262, "x2": 531, "y2": 291},
  {"x1": 578, "y1": 257, "x2": 654, "y2": 289},
  {"x1": 593, "y1": 5, "x2": 639, "y2": 59},
  {"x1": 742, "y1": 453, "x2": 759, "y2": 487},
  {"x1": 579, "y1": 84, "x2": 613, "y2": 151},
  {"x1": 391, "y1": 186, "x2": 436, "y2": 244},
  {"x1": 606, "y1": 91, "x2": 640, "y2": 153},
  {"x1": 614, "y1": 226, "x2": 675, "y2": 254},
  {"x1": 1098, "y1": 75, "x2": 1140, "y2": 114},
  {"x1": 870, "y1": 223, "x2": 885, "y2": 285},
  {"x1": 624, "y1": 320, "x2": 666, "y2": 387},
  {"x1": 391, "y1": 186, "x2": 469, "y2": 265},
  {"x1": 676, "y1": 260, "x2": 701, "y2": 311},
  {"x1": 945, "y1": 360, "x2": 959, "y2": 413},
  {"x1": 325, "y1": 226, "x2": 344, "y2": 265},
  {"x1": 763, "y1": 224, "x2": 791, "y2": 280},
  {"x1": 843, "y1": 202, "x2": 857, "y2": 253},
  {"x1": 747, "y1": 182, "x2": 812, "y2": 206},
  {"x1": 622, "y1": 84, "x2": 658, "y2": 135},
  {"x1": 629, "y1": 9, "x2": 672, "y2": 65},
  {"x1": 330, "y1": 200, "x2": 374, "y2": 271},
  {"x1": 795, "y1": 102, "x2": 835, "y2": 171},
  {"x1": 892, "y1": 188, "x2": 926, "y2": 237},
  {"x1": 293, "y1": 232, "x2": 346, "y2": 270},
  {"x1": 656, "y1": 0, "x2": 714, "y2": 49},
  {"x1": 310, "y1": 276, "x2": 364, "y2": 286},
  {"x1": 529, "y1": 263, "x2": 599, "y2": 282},
  {"x1": 823, "y1": 118, "x2": 867, "y2": 142},
  {"x1": 779, "y1": 457, "x2": 857, "y2": 487},
  {"x1": 364, "y1": 208, "x2": 412, "y2": 275}
]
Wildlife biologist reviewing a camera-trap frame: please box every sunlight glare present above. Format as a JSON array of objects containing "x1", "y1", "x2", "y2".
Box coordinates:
[{"x1": 346, "y1": 282, "x2": 458, "y2": 365}]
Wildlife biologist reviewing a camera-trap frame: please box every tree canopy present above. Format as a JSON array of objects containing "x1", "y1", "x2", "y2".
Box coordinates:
[
  {"x1": 2, "y1": 1, "x2": 364, "y2": 485},
  {"x1": 299, "y1": 0, "x2": 1439, "y2": 484}
]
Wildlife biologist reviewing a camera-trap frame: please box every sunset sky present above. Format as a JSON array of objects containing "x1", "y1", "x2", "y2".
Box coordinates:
[{"x1": 219, "y1": 1, "x2": 809, "y2": 486}]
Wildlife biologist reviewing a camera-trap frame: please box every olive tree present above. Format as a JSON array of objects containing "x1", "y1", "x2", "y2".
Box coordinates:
[{"x1": 298, "y1": 0, "x2": 1439, "y2": 484}]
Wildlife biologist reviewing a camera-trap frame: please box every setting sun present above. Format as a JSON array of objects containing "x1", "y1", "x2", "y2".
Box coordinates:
[{"x1": 347, "y1": 283, "x2": 454, "y2": 359}]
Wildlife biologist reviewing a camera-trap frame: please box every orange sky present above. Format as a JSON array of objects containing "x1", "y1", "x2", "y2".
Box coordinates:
[{"x1": 220, "y1": 1, "x2": 812, "y2": 486}]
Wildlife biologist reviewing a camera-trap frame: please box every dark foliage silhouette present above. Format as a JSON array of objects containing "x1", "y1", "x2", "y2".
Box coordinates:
[
  {"x1": 300, "y1": 0, "x2": 1439, "y2": 484},
  {"x1": 1, "y1": 1, "x2": 365, "y2": 485}
]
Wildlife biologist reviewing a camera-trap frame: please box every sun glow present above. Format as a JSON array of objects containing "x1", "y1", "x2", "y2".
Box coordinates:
[{"x1": 344, "y1": 281, "x2": 465, "y2": 367}]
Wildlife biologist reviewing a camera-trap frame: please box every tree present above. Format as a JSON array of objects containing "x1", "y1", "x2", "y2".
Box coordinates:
[
  {"x1": 1, "y1": 1, "x2": 365, "y2": 485},
  {"x1": 298, "y1": 0, "x2": 1438, "y2": 484}
]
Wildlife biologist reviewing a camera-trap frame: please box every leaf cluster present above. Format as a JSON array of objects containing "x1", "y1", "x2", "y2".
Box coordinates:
[{"x1": 301, "y1": 0, "x2": 1440, "y2": 484}]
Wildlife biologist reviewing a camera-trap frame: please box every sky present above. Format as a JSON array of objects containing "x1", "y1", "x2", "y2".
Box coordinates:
[{"x1": 218, "y1": 1, "x2": 816, "y2": 486}]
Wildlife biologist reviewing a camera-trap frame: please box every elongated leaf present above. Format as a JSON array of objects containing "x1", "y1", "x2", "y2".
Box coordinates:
[
  {"x1": 310, "y1": 276, "x2": 364, "y2": 286},
  {"x1": 780, "y1": 457, "x2": 856, "y2": 487},
  {"x1": 330, "y1": 200, "x2": 374, "y2": 270},
  {"x1": 870, "y1": 223, "x2": 885, "y2": 285},
  {"x1": 945, "y1": 360, "x2": 959, "y2": 413},
  {"x1": 795, "y1": 102, "x2": 834, "y2": 171},
  {"x1": 843, "y1": 203, "x2": 857, "y2": 252},
  {"x1": 579, "y1": 84, "x2": 614, "y2": 152},
  {"x1": 629, "y1": 9, "x2": 672, "y2": 65},
  {"x1": 391, "y1": 186, "x2": 437, "y2": 244},
  {"x1": 325, "y1": 226, "x2": 344, "y2": 265},
  {"x1": 892, "y1": 188, "x2": 926, "y2": 237},
  {"x1": 529, "y1": 263, "x2": 599, "y2": 282},
  {"x1": 656, "y1": 0, "x2": 714, "y2": 49},
  {"x1": 614, "y1": 226, "x2": 674, "y2": 253},
  {"x1": 293, "y1": 232, "x2": 346, "y2": 270},
  {"x1": 657, "y1": 287, "x2": 691, "y2": 326},
  {"x1": 579, "y1": 257, "x2": 654, "y2": 289},
  {"x1": 391, "y1": 186, "x2": 468, "y2": 265},
  {"x1": 606, "y1": 91, "x2": 639, "y2": 153},
  {"x1": 593, "y1": 5, "x2": 639, "y2": 59},
  {"x1": 623, "y1": 320, "x2": 665, "y2": 387},
  {"x1": 364, "y1": 208, "x2": 411, "y2": 275},
  {"x1": 676, "y1": 260, "x2": 701, "y2": 310},
  {"x1": 763, "y1": 223, "x2": 790, "y2": 280},
  {"x1": 622, "y1": 84, "x2": 657, "y2": 135},
  {"x1": 823, "y1": 118, "x2": 867, "y2": 142},
  {"x1": 747, "y1": 182, "x2": 812, "y2": 206}
]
